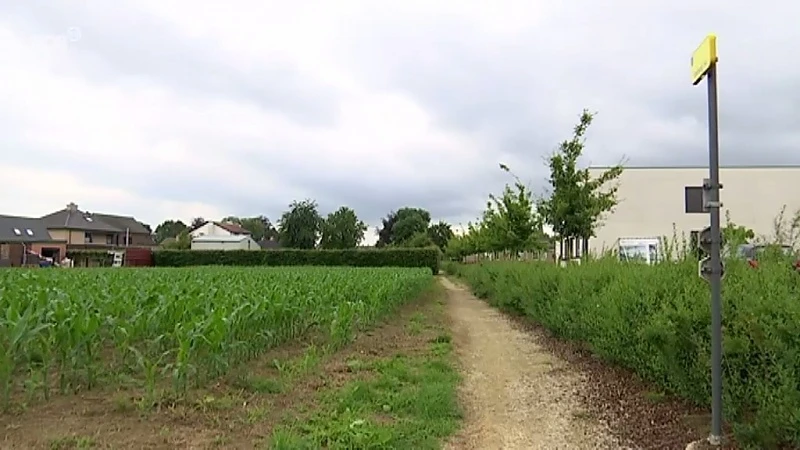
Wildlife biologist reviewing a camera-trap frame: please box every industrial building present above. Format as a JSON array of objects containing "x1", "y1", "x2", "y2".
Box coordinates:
[{"x1": 587, "y1": 165, "x2": 800, "y2": 257}]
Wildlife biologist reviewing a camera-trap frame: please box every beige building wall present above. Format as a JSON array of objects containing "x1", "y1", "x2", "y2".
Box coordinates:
[{"x1": 588, "y1": 166, "x2": 800, "y2": 254}]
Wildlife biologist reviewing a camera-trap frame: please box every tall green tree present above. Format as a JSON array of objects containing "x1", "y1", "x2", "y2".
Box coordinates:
[
  {"x1": 538, "y1": 109, "x2": 623, "y2": 260},
  {"x1": 319, "y1": 206, "x2": 367, "y2": 249},
  {"x1": 277, "y1": 199, "x2": 322, "y2": 249},
  {"x1": 427, "y1": 221, "x2": 454, "y2": 252},
  {"x1": 154, "y1": 219, "x2": 188, "y2": 244},
  {"x1": 376, "y1": 207, "x2": 432, "y2": 247}
]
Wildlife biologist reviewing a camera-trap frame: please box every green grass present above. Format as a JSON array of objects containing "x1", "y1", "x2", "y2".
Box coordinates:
[{"x1": 265, "y1": 339, "x2": 462, "y2": 449}]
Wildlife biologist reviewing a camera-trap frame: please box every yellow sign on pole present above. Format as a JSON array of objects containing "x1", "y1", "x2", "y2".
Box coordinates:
[{"x1": 691, "y1": 34, "x2": 718, "y2": 85}]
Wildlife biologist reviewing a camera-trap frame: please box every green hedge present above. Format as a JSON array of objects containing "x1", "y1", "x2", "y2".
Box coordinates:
[
  {"x1": 153, "y1": 248, "x2": 439, "y2": 274},
  {"x1": 450, "y1": 258, "x2": 800, "y2": 449}
]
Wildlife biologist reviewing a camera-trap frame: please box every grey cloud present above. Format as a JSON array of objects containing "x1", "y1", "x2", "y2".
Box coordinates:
[
  {"x1": 336, "y1": 4, "x2": 800, "y2": 175},
  {"x1": 1, "y1": 0, "x2": 341, "y2": 127}
]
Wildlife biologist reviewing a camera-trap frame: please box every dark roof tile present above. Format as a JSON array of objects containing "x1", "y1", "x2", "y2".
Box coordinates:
[{"x1": 0, "y1": 215, "x2": 61, "y2": 243}]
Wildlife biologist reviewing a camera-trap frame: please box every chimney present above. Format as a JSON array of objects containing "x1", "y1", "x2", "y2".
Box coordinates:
[{"x1": 66, "y1": 202, "x2": 78, "y2": 212}]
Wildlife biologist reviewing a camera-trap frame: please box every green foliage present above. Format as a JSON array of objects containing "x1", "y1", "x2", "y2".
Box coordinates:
[
  {"x1": 401, "y1": 231, "x2": 436, "y2": 249},
  {"x1": 451, "y1": 257, "x2": 800, "y2": 449},
  {"x1": 153, "y1": 248, "x2": 440, "y2": 274},
  {"x1": 221, "y1": 215, "x2": 279, "y2": 242},
  {"x1": 537, "y1": 110, "x2": 623, "y2": 258},
  {"x1": 278, "y1": 199, "x2": 323, "y2": 249},
  {"x1": 445, "y1": 165, "x2": 546, "y2": 260},
  {"x1": 0, "y1": 266, "x2": 432, "y2": 406},
  {"x1": 161, "y1": 231, "x2": 191, "y2": 250},
  {"x1": 722, "y1": 210, "x2": 756, "y2": 251},
  {"x1": 427, "y1": 221, "x2": 454, "y2": 252},
  {"x1": 319, "y1": 206, "x2": 367, "y2": 249},
  {"x1": 64, "y1": 250, "x2": 113, "y2": 265},
  {"x1": 377, "y1": 208, "x2": 431, "y2": 247},
  {"x1": 153, "y1": 219, "x2": 188, "y2": 244},
  {"x1": 485, "y1": 167, "x2": 546, "y2": 253}
]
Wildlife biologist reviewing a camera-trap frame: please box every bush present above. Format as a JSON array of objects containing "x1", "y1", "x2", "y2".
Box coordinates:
[
  {"x1": 450, "y1": 257, "x2": 800, "y2": 449},
  {"x1": 153, "y1": 247, "x2": 440, "y2": 274}
]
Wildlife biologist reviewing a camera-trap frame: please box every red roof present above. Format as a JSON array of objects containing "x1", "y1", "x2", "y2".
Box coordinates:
[{"x1": 216, "y1": 222, "x2": 251, "y2": 235}]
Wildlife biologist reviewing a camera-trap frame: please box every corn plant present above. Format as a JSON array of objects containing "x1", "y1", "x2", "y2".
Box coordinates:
[{"x1": 0, "y1": 266, "x2": 431, "y2": 408}]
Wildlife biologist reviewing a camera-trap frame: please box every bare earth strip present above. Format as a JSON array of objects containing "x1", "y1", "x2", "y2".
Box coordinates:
[{"x1": 441, "y1": 277, "x2": 624, "y2": 450}]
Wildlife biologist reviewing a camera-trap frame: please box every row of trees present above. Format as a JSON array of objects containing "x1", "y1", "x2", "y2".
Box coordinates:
[
  {"x1": 152, "y1": 202, "x2": 458, "y2": 252},
  {"x1": 446, "y1": 109, "x2": 625, "y2": 261}
]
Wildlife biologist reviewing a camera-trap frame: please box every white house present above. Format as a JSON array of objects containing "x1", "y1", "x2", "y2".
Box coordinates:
[
  {"x1": 189, "y1": 221, "x2": 251, "y2": 238},
  {"x1": 191, "y1": 234, "x2": 260, "y2": 251},
  {"x1": 587, "y1": 165, "x2": 800, "y2": 256}
]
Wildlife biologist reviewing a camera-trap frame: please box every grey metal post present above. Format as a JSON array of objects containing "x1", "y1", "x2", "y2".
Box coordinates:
[{"x1": 706, "y1": 63, "x2": 723, "y2": 444}]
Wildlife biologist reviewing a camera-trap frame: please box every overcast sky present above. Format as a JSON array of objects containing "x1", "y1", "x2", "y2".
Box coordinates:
[{"x1": 2, "y1": 1, "x2": 798, "y2": 243}]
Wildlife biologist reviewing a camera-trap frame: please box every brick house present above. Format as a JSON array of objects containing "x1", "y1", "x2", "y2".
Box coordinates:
[
  {"x1": 0, "y1": 215, "x2": 67, "y2": 267},
  {"x1": 40, "y1": 202, "x2": 156, "y2": 251}
]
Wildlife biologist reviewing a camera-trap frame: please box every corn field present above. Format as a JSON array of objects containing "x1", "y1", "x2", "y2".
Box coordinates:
[{"x1": 0, "y1": 266, "x2": 432, "y2": 407}]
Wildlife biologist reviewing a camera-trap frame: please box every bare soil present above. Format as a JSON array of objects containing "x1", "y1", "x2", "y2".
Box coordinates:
[{"x1": 440, "y1": 277, "x2": 621, "y2": 450}]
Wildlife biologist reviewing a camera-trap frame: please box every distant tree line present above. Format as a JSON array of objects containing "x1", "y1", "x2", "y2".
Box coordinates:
[{"x1": 152, "y1": 202, "x2": 456, "y2": 252}]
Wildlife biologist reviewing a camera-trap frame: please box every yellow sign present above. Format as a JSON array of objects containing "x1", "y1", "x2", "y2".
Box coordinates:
[{"x1": 691, "y1": 34, "x2": 718, "y2": 85}]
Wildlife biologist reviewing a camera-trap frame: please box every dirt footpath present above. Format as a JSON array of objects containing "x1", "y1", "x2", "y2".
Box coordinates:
[{"x1": 441, "y1": 277, "x2": 623, "y2": 450}]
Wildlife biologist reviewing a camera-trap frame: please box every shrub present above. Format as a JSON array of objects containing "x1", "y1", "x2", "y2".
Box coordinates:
[
  {"x1": 153, "y1": 247, "x2": 440, "y2": 274},
  {"x1": 450, "y1": 256, "x2": 800, "y2": 449}
]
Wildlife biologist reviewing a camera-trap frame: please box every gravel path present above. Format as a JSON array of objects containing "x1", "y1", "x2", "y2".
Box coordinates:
[{"x1": 441, "y1": 277, "x2": 622, "y2": 450}]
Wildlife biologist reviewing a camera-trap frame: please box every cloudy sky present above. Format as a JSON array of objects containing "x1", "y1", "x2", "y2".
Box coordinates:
[{"x1": 2, "y1": 0, "x2": 798, "y2": 243}]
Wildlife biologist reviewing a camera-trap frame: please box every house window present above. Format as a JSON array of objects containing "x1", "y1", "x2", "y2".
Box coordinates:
[
  {"x1": 85, "y1": 232, "x2": 93, "y2": 243},
  {"x1": 13, "y1": 228, "x2": 21, "y2": 236},
  {"x1": 25, "y1": 229, "x2": 33, "y2": 236},
  {"x1": 106, "y1": 234, "x2": 113, "y2": 245}
]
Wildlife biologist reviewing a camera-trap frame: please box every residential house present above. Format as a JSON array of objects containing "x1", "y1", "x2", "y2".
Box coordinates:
[
  {"x1": 191, "y1": 234, "x2": 261, "y2": 251},
  {"x1": 189, "y1": 221, "x2": 252, "y2": 238},
  {"x1": 40, "y1": 202, "x2": 156, "y2": 251},
  {"x1": 0, "y1": 215, "x2": 67, "y2": 267}
]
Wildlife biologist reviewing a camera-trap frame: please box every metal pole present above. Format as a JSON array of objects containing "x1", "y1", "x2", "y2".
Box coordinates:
[{"x1": 706, "y1": 63, "x2": 723, "y2": 445}]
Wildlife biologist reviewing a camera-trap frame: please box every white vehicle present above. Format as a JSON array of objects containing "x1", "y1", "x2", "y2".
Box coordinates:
[{"x1": 616, "y1": 237, "x2": 661, "y2": 265}]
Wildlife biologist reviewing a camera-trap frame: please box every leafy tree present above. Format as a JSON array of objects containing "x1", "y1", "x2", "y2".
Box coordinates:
[
  {"x1": 376, "y1": 207, "x2": 432, "y2": 247},
  {"x1": 277, "y1": 199, "x2": 322, "y2": 249},
  {"x1": 154, "y1": 219, "x2": 188, "y2": 244},
  {"x1": 319, "y1": 206, "x2": 367, "y2": 249},
  {"x1": 190, "y1": 217, "x2": 206, "y2": 229},
  {"x1": 485, "y1": 167, "x2": 546, "y2": 253},
  {"x1": 538, "y1": 109, "x2": 623, "y2": 260},
  {"x1": 219, "y1": 215, "x2": 278, "y2": 241},
  {"x1": 161, "y1": 230, "x2": 191, "y2": 249},
  {"x1": 444, "y1": 165, "x2": 548, "y2": 260},
  {"x1": 427, "y1": 221, "x2": 454, "y2": 252}
]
